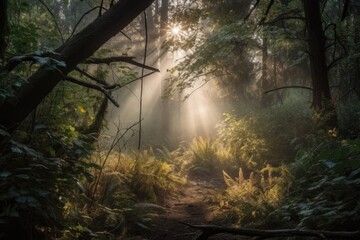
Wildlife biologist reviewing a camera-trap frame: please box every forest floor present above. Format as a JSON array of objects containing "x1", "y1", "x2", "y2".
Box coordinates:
[{"x1": 139, "y1": 175, "x2": 250, "y2": 240}]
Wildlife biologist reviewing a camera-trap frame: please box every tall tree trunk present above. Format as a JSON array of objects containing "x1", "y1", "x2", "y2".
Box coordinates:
[
  {"x1": 352, "y1": 1, "x2": 360, "y2": 98},
  {"x1": 0, "y1": 0, "x2": 155, "y2": 132},
  {"x1": 0, "y1": 0, "x2": 8, "y2": 64},
  {"x1": 160, "y1": 0, "x2": 170, "y2": 139},
  {"x1": 261, "y1": 36, "x2": 271, "y2": 106},
  {"x1": 303, "y1": 0, "x2": 337, "y2": 128}
]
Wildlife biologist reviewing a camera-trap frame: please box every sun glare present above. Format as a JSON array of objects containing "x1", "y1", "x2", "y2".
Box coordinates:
[{"x1": 171, "y1": 26, "x2": 181, "y2": 35}]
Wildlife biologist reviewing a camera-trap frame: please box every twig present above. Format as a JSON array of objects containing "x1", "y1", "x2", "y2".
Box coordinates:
[
  {"x1": 84, "y1": 56, "x2": 159, "y2": 72},
  {"x1": 244, "y1": 0, "x2": 261, "y2": 22},
  {"x1": 138, "y1": 11, "x2": 148, "y2": 150},
  {"x1": 181, "y1": 222, "x2": 360, "y2": 240},
  {"x1": 99, "y1": 0, "x2": 104, "y2": 16},
  {"x1": 259, "y1": 0, "x2": 275, "y2": 25},
  {"x1": 64, "y1": 75, "x2": 120, "y2": 107},
  {"x1": 66, "y1": 6, "x2": 107, "y2": 42},
  {"x1": 74, "y1": 66, "x2": 108, "y2": 85},
  {"x1": 89, "y1": 120, "x2": 141, "y2": 208},
  {"x1": 264, "y1": 85, "x2": 313, "y2": 94}
]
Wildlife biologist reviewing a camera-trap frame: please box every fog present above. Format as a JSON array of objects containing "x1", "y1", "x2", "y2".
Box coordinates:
[{"x1": 104, "y1": 50, "x2": 225, "y2": 150}]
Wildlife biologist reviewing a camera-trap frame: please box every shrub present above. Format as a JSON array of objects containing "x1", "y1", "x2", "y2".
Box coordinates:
[
  {"x1": 176, "y1": 136, "x2": 234, "y2": 176},
  {"x1": 270, "y1": 138, "x2": 360, "y2": 230},
  {"x1": 61, "y1": 148, "x2": 185, "y2": 239},
  {"x1": 216, "y1": 167, "x2": 290, "y2": 227},
  {"x1": 217, "y1": 98, "x2": 314, "y2": 172}
]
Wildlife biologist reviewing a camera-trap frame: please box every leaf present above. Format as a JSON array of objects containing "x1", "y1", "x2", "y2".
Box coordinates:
[
  {"x1": 10, "y1": 140, "x2": 44, "y2": 159},
  {"x1": 0, "y1": 171, "x2": 11, "y2": 178},
  {"x1": 321, "y1": 160, "x2": 336, "y2": 169},
  {"x1": 34, "y1": 123, "x2": 48, "y2": 131}
]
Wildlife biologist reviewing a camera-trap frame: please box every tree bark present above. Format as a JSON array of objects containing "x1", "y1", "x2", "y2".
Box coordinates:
[
  {"x1": 0, "y1": 0, "x2": 8, "y2": 64},
  {"x1": 303, "y1": 0, "x2": 337, "y2": 128},
  {"x1": 0, "y1": 0, "x2": 155, "y2": 132}
]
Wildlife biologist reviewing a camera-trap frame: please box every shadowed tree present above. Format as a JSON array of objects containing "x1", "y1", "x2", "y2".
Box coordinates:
[
  {"x1": 0, "y1": 0, "x2": 155, "y2": 132},
  {"x1": 303, "y1": 0, "x2": 337, "y2": 128},
  {"x1": 0, "y1": 0, "x2": 8, "y2": 64}
]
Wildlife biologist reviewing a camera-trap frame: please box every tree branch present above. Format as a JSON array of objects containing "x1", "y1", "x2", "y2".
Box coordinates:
[
  {"x1": 259, "y1": 0, "x2": 275, "y2": 25},
  {"x1": 66, "y1": 6, "x2": 107, "y2": 42},
  {"x1": 84, "y1": 56, "x2": 160, "y2": 72},
  {"x1": 181, "y1": 223, "x2": 360, "y2": 240},
  {"x1": 244, "y1": 0, "x2": 261, "y2": 22},
  {"x1": 0, "y1": 0, "x2": 155, "y2": 131},
  {"x1": 1, "y1": 51, "x2": 63, "y2": 74},
  {"x1": 74, "y1": 66, "x2": 108, "y2": 85},
  {"x1": 64, "y1": 75, "x2": 120, "y2": 107},
  {"x1": 264, "y1": 85, "x2": 313, "y2": 94}
]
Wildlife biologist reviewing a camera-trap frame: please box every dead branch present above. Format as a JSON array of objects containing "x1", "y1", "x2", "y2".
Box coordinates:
[
  {"x1": 181, "y1": 222, "x2": 360, "y2": 240},
  {"x1": 74, "y1": 66, "x2": 108, "y2": 85},
  {"x1": 84, "y1": 56, "x2": 159, "y2": 72},
  {"x1": 264, "y1": 86, "x2": 313, "y2": 94},
  {"x1": 64, "y1": 75, "x2": 120, "y2": 107}
]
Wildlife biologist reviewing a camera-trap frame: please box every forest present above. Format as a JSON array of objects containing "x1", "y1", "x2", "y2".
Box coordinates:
[{"x1": 0, "y1": 0, "x2": 360, "y2": 239}]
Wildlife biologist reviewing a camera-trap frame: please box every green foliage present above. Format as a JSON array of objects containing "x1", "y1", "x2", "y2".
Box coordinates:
[
  {"x1": 217, "y1": 99, "x2": 314, "y2": 172},
  {"x1": 270, "y1": 138, "x2": 360, "y2": 230},
  {"x1": 0, "y1": 128, "x2": 94, "y2": 239},
  {"x1": 60, "y1": 148, "x2": 185, "y2": 239},
  {"x1": 176, "y1": 136, "x2": 234, "y2": 176},
  {"x1": 216, "y1": 166, "x2": 290, "y2": 227},
  {"x1": 130, "y1": 149, "x2": 185, "y2": 202}
]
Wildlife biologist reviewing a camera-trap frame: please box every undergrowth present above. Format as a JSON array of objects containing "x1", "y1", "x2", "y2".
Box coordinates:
[{"x1": 61, "y1": 148, "x2": 185, "y2": 239}]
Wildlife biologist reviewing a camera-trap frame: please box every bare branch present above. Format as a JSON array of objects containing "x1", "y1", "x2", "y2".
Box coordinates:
[
  {"x1": 64, "y1": 75, "x2": 120, "y2": 107},
  {"x1": 259, "y1": 0, "x2": 275, "y2": 25},
  {"x1": 120, "y1": 70, "x2": 157, "y2": 88},
  {"x1": 74, "y1": 66, "x2": 108, "y2": 85},
  {"x1": 84, "y1": 56, "x2": 160, "y2": 72},
  {"x1": 327, "y1": 56, "x2": 343, "y2": 70},
  {"x1": 99, "y1": 0, "x2": 105, "y2": 16},
  {"x1": 264, "y1": 85, "x2": 313, "y2": 94},
  {"x1": 181, "y1": 222, "x2": 360, "y2": 240},
  {"x1": 67, "y1": 6, "x2": 107, "y2": 42},
  {"x1": 244, "y1": 0, "x2": 261, "y2": 22}
]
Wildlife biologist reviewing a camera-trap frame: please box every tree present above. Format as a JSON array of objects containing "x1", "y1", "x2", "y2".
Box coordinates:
[
  {"x1": 0, "y1": 0, "x2": 155, "y2": 132},
  {"x1": 0, "y1": 0, "x2": 8, "y2": 63},
  {"x1": 303, "y1": 0, "x2": 337, "y2": 128}
]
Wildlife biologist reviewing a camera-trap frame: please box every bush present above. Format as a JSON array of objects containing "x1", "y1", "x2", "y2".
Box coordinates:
[
  {"x1": 176, "y1": 136, "x2": 234, "y2": 176},
  {"x1": 270, "y1": 138, "x2": 360, "y2": 230},
  {"x1": 216, "y1": 166, "x2": 290, "y2": 227},
  {"x1": 217, "y1": 98, "x2": 314, "y2": 172},
  {"x1": 61, "y1": 148, "x2": 185, "y2": 239}
]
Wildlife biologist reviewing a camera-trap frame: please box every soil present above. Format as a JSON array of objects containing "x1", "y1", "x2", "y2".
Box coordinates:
[{"x1": 136, "y1": 175, "x2": 251, "y2": 240}]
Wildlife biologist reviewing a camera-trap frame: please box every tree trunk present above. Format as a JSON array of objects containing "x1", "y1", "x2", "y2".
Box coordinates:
[
  {"x1": 0, "y1": 0, "x2": 155, "y2": 132},
  {"x1": 0, "y1": 0, "x2": 8, "y2": 64},
  {"x1": 160, "y1": 0, "x2": 171, "y2": 138},
  {"x1": 261, "y1": 36, "x2": 271, "y2": 106},
  {"x1": 303, "y1": 0, "x2": 337, "y2": 128}
]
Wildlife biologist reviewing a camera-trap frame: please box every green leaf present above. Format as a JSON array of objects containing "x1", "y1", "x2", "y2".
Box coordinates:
[{"x1": 0, "y1": 171, "x2": 11, "y2": 178}]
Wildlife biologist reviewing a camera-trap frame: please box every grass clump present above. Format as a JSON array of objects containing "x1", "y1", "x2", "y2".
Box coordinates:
[{"x1": 61, "y1": 148, "x2": 185, "y2": 239}]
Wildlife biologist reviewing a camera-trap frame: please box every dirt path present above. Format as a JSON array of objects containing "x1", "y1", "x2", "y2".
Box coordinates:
[{"x1": 141, "y1": 176, "x2": 250, "y2": 240}]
